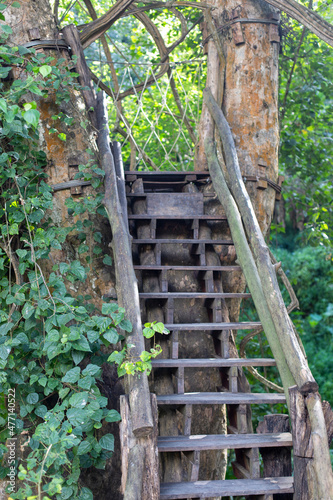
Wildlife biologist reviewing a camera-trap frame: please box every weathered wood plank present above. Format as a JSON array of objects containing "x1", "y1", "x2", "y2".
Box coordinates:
[
  {"x1": 163, "y1": 322, "x2": 261, "y2": 330},
  {"x1": 134, "y1": 265, "x2": 241, "y2": 271},
  {"x1": 151, "y1": 358, "x2": 276, "y2": 368},
  {"x1": 139, "y1": 292, "x2": 251, "y2": 299},
  {"x1": 146, "y1": 193, "x2": 204, "y2": 216},
  {"x1": 157, "y1": 433, "x2": 292, "y2": 452},
  {"x1": 156, "y1": 392, "x2": 286, "y2": 406},
  {"x1": 128, "y1": 215, "x2": 227, "y2": 220},
  {"x1": 159, "y1": 477, "x2": 294, "y2": 499},
  {"x1": 257, "y1": 414, "x2": 293, "y2": 500},
  {"x1": 132, "y1": 239, "x2": 234, "y2": 244}
]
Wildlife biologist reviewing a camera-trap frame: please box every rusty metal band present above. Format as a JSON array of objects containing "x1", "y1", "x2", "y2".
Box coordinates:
[
  {"x1": 51, "y1": 176, "x2": 282, "y2": 193},
  {"x1": 22, "y1": 39, "x2": 70, "y2": 51},
  {"x1": 202, "y1": 18, "x2": 280, "y2": 46}
]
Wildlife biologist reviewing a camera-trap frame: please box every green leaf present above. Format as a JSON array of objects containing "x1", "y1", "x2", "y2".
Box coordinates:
[
  {"x1": 99, "y1": 433, "x2": 114, "y2": 451},
  {"x1": 62, "y1": 367, "x2": 80, "y2": 384},
  {"x1": 0, "y1": 322, "x2": 13, "y2": 336},
  {"x1": 87, "y1": 330, "x2": 99, "y2": 343},
  {"x1": 72, "y1": 336, "x2": 91, "y2": 352},
  {"x1": 22, "y1": 303, "x2": 35, "y2": 319},
  {"x1": 82, "y1": 364, "x2": 101, "y2": 377},
  {"x1": 72, "y1": 350, "x2": 85, "y2": 365},
  {"x1": 39, "y1": 65, "x2": 52, "y2": 77},
  {"x1": 58, "y1": 133, "x2": 66, "y2": 141},
  {"x1": 0, "y1": 98, "x2": 7, "y2": 113},
  {"x1": 105, "y1": 410, "x2": 121, "y2": 423},
  {"x1": 107, "y1": 350, "x2": 125, "y2": 365},
  {"x1": 12, "y1": 1, "x2": 21, "y2": 7},
  {"x1": 119, "y1": 319, "x2": 132, "y2": 333},
  {"x1": 26, "y1": 393, "x2": 39, "y2": 404},
  {"x1": 0, "y1": 24, "x2": 12, "y2": 34},
  {"x1": 152, "y1": 322, "x2": 166, "y2": 333},
  {"x1": 77, "y1": 440, "x2": 92, "y2": 455},
  {"x1": 78, "y1": 487, "x2": 93, "y2": 500},
  {"x1": 35, "y1": 405, "x2": 47, "y2": 418},
  {"x1": 142, "y1": 327, "x2": 155, "y2": 339},
  {"x1": 70, "y1": 261, "x2": 86, "y2": 281},
  {"x1": 102, "y1": 255, "x2": 112, "y2": 266},
  {"x1": 102, "y1": 329, "x2": 119, "y2": 344},
  {"x1": 0, "y1": 345, "x2": 10, "y2": 360},
  {"x1": 23, "y1": 109, "x2": 40, "y2": 128},
  {"x1": 69, "y1": 392, "x2": 88, "y2": 409}
]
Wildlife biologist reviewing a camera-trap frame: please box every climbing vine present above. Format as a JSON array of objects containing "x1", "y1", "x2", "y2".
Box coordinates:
[{"x1": 0, "y1": 19, "x2": 131, "y2": 500}]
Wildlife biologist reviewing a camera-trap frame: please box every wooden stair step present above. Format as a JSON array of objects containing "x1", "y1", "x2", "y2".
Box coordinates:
[
  {"x1": 156, "y1": 392, "x2": 286, "y2": 405},
  {"x1": 151, "y1": 358, "x2": 276, "y2": 368},
  {"x1": 160, "y1": 477, "x2": 294, "y2": 499},
  {"x1": 128, "y1": 215, "x2": 227, "y2": 220},
  {"x1": 132, "y1": 238, "x2": 234, "y2": 244},
  {"x1": 163, "y1": 322, "x2": 261, "y2": 330},
  {"x1": 157, "y1": 432, "x2": 292, "y2": 452},
  {"x1": 134, "y1": 265, "x2": 241, "y2": 271},
  {"x1": 139, "y1": 292, "x2": 251, "y2": 299}
]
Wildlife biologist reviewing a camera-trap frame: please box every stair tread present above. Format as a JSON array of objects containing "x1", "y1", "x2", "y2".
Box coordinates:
[
  {"x1": 132, "y1": 239, "x2": 233, "y2": 244},
  {"x1": 159, "y1": 477, "x2": 294, "y2": 499},
  {"x1": 151, "y1": 358, "x2": 276, "y2": 368},
  {"x1": 157, "y1": 392, "x2": 286, "y2": 405},
  {"x1": 164, "y1": 322, "x2": 261, "y2": 330},
  {"x1": 140, "y1": 292, "x2": 251, "y2": 298},
  {"x1": 128, "y1": 215, "x2": 227, "y2": 220},
  {"x1": 158, "y1": 432, "x2": 292, "y2": 452},
  {"x1": 134, "y1": 265, "x2": 241, "y2": 271}
]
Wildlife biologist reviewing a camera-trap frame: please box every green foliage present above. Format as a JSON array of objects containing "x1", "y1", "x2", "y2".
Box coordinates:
[
  {"x1": 108, "y1": 321, "x2": 169, "y2": 376},
  {"x1": 275, "y1": 246, "x2": 333, "y2": 403},
  {"x1": 279, "y1": 13, "x2": 333, "y2": 247},
  {"x1": 0, "y1": 28, "x2": 121, "y2": 500}
]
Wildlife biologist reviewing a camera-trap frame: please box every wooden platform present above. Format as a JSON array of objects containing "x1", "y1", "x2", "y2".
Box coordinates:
[
  {"x1": 134, "y1": 265, "x2": 241, "y2": 271},
  {"x1": 163, "y1": 322, "x2": 261, "y2": 330},
  {"x1": 151, "y1": 358, "x2": 276, "y2": 368},
  {"x1": 139, "y1": 292, "x2": 251, "y2": 299},
  {"x1": 157, "y1": 432, "x2": 293, "y2": 452},
  {"x1": 156, "y1": 392, "x2": 286, "y2": 405},
  {"x1": 160, "y1": 477, "x2": 294, "y2": 499},
  {"x1": 132, "y1": 238, "x2": 234, "y2": 244}
]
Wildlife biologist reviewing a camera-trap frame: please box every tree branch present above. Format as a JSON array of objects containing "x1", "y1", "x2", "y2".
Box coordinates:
[
  {"x1": 78, "y1": 0, "x2": 136, "y2": 49},
  {"x1": 265, "y1": 0, "x2": 333, "y2": 47}
]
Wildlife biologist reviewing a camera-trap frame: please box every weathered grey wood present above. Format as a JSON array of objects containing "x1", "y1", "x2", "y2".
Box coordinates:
[
  {"x1": 157, "y1": 392, "x2": 286, "y2": 406},
  {"x1": 289, "y1": 386, "x2": 313, "y2": 500},
  {"x1": 157, "y1": 433, "x2": 293, "y2": 452},
  {"x1": 163, "y1": 322, "x2": 261, "y2": 330},
  {"x1": 52, "y1": 180, "x2": 92, "y2": 191},
  {"x1": 146, "y1": 193, "x2": 204, "y2": 216},
  {"x1": 112, "y1": 141, "x2": 128, "y2": 231},
  {"x1": 96, "y1": 93, "x2": 153, "y2": 437},
  {"x1": 120, "y1": 394, "x2": 159, "y2": 500},
  {"x1": 134, "y1": 265, "x2": 241, "y2": 271},
  {"x1": 132, "y1": 239, "x2": 234, "y2": 244},
  {"x1": 204, "y1": 136, "x2": 295, "y2": 409},
  {"x1": 139, "y1": 292, "x2": 251, "y2": 298},
  {"x1": 62, "y1": 25, "x2": 97, "y2": 128},
  {"x1": 159, "y1": 477, "x2": 294, "y2": 499},
  {"x1": 151, "y1": 358, "x2": 276, "y2": 368},
  {"x1": 204, "y1": 89, "x2": 316, "y2": 396},
  {"x1": 190, "y1": 450, "x2": 200, "y2": 481},
  {"x1": 257, "y1": 415, "x2": 292, "y2": 500},
  {"x1": 128, "y1": 215, "x2": 227, "y2": 220}
]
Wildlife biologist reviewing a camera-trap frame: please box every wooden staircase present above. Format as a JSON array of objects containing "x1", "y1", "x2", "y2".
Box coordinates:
[{"x1": 125, "y1": 171, "x2": 294, "y2": 499}]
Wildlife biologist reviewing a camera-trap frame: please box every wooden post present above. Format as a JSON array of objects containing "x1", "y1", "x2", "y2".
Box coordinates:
[
  {"x1": 120, "y1": 394, "x2": 159, "y2": 500},
  {"x1": 289, "y1": 386, "x2": 314, "y2": 500},
  {"x1": 257, "y1": 414, "x2": 292, "y2": 500}
]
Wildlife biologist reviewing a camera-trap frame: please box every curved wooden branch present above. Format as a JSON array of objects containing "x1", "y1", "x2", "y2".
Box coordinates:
[
  {"x1": 79, "y1": 0, "x2": 136, "y2": 49},
  {"x1": 265, "y1": 0, "x2": 333, "y2": 47}
]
